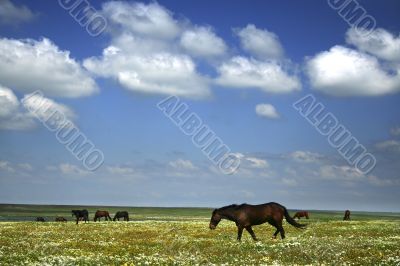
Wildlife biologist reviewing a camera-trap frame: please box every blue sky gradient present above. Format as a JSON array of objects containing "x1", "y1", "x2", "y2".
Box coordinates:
[{"x1": 0, "y1": 0, "x2": 399, "y2": 211}]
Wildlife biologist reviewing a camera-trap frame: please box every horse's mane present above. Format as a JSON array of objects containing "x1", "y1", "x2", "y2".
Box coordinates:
[{"x1": 218, "y1": 203, "x2": 246, "y2": 211}]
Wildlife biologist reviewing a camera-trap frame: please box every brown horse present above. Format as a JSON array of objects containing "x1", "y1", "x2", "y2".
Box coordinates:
[
  {"x1": 209, "y1": 202, "x2": 306, "y2": 241},
  {"x1": 293, "y1": 211, "x2": 309, "y2": 219},
  {"x1": 55, "y1": 217, "x2": 67, "y2": 222},
  {"x1": 343, "y1": 210, "x2": 351, "y2": 220},
  {"x1": 94, "y1": 210, "x2": 112, "y2": 222}
]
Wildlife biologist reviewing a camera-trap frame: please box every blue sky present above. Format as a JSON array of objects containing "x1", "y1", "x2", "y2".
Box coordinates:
[{"x1": 0, "y1": 0, "x2": 399, "y2": 211}]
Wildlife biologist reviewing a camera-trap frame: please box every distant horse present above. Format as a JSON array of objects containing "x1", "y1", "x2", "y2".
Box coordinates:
[
  {"x1": 94, "y1": 210, "x2": 112, "y2": 222},
  {"x1": 36, "y1": 217, "x2": 45, "y2": 222},
  {"x1": 209, "y1": 202, "x2": 306, "y2": 241},
  {"x1": 72, "y1": 209, "x2": 89, "y2": 224},
  {"x1": 113, "y1": 211, "x2": 129, "y2": 221},
  {"x1": 293, "y1": 211, "x2": 309, "y2": 219},
  {"x1": 55, "y1": 217, "x2": 67, "y2": 222},
  {"x1": 343, "y1": 210, "x2": 351, "y2": 220}
]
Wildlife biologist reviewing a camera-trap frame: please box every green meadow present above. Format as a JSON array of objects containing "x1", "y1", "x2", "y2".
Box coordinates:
[{"x1": 0, "y1": 204, "x2": 399, "y2": 265}]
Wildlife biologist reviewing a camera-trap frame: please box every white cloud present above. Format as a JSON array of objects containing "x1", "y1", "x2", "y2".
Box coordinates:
[
  {"x1": 102, "y1": 1, "x2": 181, "y2": 39},
  {"x1": 0, "y1": 0, "x2": 36, "y2": 25},
  {"x1": 0, "y1": 86, "x2": 76, "y2": 131},
  {"x1": 168, "y1": 159, "x2": 197, "y2": 171},
  {"x1": 346, "y1": 28, "x2": 400, "y2": 62},
  {"x1": 216, "y1": 56, "x2": 301, "y2": 93},
  {"x1": 235, "y1": 24, "x2": 284, "y2": 60},
  {"x1": 375, "y1": 140, "x2": 400, "y2": 153},
  {"x1": 107, "y1": 165, "x2": 135, "y2": 175},
  {"x1": 255, "y1": 103, "x2": 280, "y2": 119},
  {"x1": 290, "y1": 151, "x2": 322, "y2": 163},
  {"x1": 245, "y1": 157, "x2": 269, "y2": 168},
  {"x1": 21, "y1": 92, "x2": 75, "y2": 129},
  {"x1": 368, "y1": 175, "x2": 400, "y2": 187},
  {"x1": 180, "y1": 26, "x2": 227, "y2": 58},
  {"x1": 84, "y1": 1, "x2": 211, "y2": 100},
  {"x1": 319, "y1": 165, "x2": 364, "y2": 181},
  {"x1": 0, "y1": 160, "x2": 14, "y2": 172},
  {"x1": 0, "y1": 86, "x2": 35, "y2": 130},
  {"x1": 59, "y1": 163, "x2": 90, "y2": 176},
  {"x1": 0, "y1": 37, "x2": 98, "y2": 98},
  {"x1": 306, "y1": 45, "x2": 400, "y2": 96}
]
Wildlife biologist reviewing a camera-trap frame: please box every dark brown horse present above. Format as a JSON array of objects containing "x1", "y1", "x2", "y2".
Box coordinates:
[
  {"x1": 72, "y1": 209, "x2": 89, "y2": 224},
  {"x1": 113, "y1": 211, "x2": 129, "y2": 221},
  {"x1": 55, "y1": 217, "x2": 67, "y2": 222},
  {"x1": 209, "y1": 202, "x2": 306, "y2": 241},
  {"x1": 293, "y1": 211, "x2": 309, "y2": 219},
  {"x1": 343, "y1": 210, "x2": 351, "y2": 220},
  {"x1": 94, "y1": 210, "x2": 112, "y2": 221}
]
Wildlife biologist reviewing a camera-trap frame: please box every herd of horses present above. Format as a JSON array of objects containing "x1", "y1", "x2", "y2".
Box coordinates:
[
  {"x1": 36, "y1": 210, "x2": 129, "y2": 224},
  {"x1": 34, "y1": 203, "x2": 352, "y2": 241}
]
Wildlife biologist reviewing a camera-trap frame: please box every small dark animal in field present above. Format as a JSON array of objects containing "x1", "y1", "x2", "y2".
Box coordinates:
[
  {"x1": 94, "y1": 210, "x2": 112, "y2": 222},
  {"x1": 293, "y1": 211, "x2": 309, "y2": 219},
  {"x1": 343, "y1": 210, "x2": 351, "y2": 220},
  {"x1": 72, "y1": 209, "x2": 89, "y2": 224},
  {"x1": 113, "y1": 211, "x2": 129, "y2": 221},
  {"x1": 209, "y1": 202, "x2": 306, "y2": 241},
  {"x1": 36, "y1": 217, "x2": 45, "y2": 222},
  {"x1": 55, "y1": 217, "x2": 67, "y2": 222}
]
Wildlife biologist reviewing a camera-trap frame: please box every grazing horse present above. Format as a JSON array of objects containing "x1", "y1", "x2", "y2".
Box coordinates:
[
  {"x1": 36, "y1": 217, "x2": 45, "y2": 222},
  {"x1": 293, "y1": 211, "x2": 309, "y2": 219},
  {"x1": 343, "y1": 210, "x2": 351, "y2": 221},
  {"x1": 55, "y1": 217, "x2": 67, "y2": 222},
  {"x1": 209, "y1": 202, "x2": 306, "y2": 241},
  {"x1": 94, "y1": 210, "x2": 112, "y2": 222},
  {"x1": 113, "y1": 211, "x2": 129, "y2": 221},
  {"x1": 72, "y1": 209, "x2": 89, "y2": 224}
]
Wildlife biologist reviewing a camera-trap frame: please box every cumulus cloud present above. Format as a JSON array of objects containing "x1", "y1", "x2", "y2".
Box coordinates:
[
  {"x1": 216, "y1": 56, "x2": 301, "y2": 93},
  {"x1": 102, "y1": 1, "x2": 180, "y2": 39},
  {"x1": 59, "y1": 163, "x2": 90, "y2": 176},
  {"x1": 0, "y1": 0, "x2": 36, "y2": 26},
  {"x1": 290, "y1": 151, "x2": 322, "y2": 163},
  {"x1": 21, "y1": 92, "x2": 75, "y2": 128},
  {"x1": 375, "y1": 140, "x2": 400, "y2": 153},
  {"x1": 319, "y1": 165, "x2": 364, "y2": 181},
  {"x1": 235, "y1": 24, "x2": 284, "y2": 60},
  {"x1": 306, "y1": 45, "x2": 400, "y2": 96},
  {"x1": 84, "y1": 2, "x2": 211, "y2": 99},
  {"x1": 0, "y1": 86, "x2": 35, "y2": 130},
  {"x1": 107, "y1": 165, "x2": 135, "y2": 175},
  {"x1": 0, "y1": 160, "x2": 14, "y2": 172},
  {"x1": 245, "y1": 157, "x2": 269, "y2": 168},
  {"x1": 180, "y1": 26, "x2": 227, "y2": 58},
  {"x1": 0, "y1": 86, "x2": 76, "y2": 131},
  {"x1": 346, "y1": 28, "x2": 400, "y2": 62},
  {"x1": 168, "y1": 159, "x2": 197, "y2": 171},
  {"x1": 0, "y1": 37, "x2": 98, "y2": 98},
  {"x1": 255, "y1": 103, "x2": 280, "y2": 119}
]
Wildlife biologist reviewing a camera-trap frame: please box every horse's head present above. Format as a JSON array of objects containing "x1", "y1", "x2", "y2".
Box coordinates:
[
  {"x1": 209, "y1": 209, "x2": 221, "y2": 230},
  {"x1": 71, "y1": 210, "x2": 77, "y2": 217}
]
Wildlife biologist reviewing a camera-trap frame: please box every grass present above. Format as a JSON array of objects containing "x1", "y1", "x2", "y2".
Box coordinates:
[{"x1": 0, "y1": 204, "x2": 399, "y2": 265}]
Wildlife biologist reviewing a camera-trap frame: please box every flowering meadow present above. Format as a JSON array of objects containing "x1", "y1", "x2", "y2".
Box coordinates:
[{"x1": 0, "y1": 211, "x2": 399, "y2": 265}]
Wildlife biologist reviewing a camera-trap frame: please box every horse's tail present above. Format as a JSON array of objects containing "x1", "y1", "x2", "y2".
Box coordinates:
[{"x1": 283, "y1": 208, "x2": 306, "y2": 228}]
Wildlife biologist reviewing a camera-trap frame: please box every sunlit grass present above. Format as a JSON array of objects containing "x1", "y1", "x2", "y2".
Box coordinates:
[{"x1": 0, "y1": 219, "x2": 399, "y2": 265}]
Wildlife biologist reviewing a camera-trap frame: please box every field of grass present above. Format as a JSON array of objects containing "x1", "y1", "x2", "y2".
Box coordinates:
[{"x1": 0, "y1": 204, "x2": 399, "y2": 265}]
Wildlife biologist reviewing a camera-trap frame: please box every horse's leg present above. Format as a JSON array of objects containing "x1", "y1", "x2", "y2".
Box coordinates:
[
  {"x1": 237, "y1": 226, "x2": 243, "y2": 241},
  {"x1": 245, "y1": 226, "x2": 258, "y2": 241},
  {"x1": 76, "y1": 217, "x2": 78, "y2": 225},
  {"x1": 273, "y1": 228, "x2": 279, "y2": 239},
  {"x1": 276, "y1": 220, "x2": 285, "y2": 239}
]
